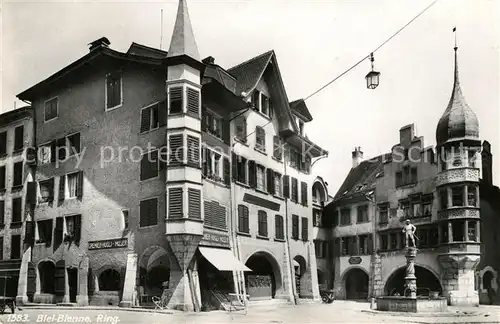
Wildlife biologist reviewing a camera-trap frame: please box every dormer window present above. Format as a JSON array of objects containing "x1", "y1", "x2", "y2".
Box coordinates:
[{"x1": 252, "y1": 90, "x2": 271, "y2": 117}]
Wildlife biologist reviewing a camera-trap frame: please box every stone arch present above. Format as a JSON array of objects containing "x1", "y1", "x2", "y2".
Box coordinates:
[
  {"x1": 341, "y1": 266, "x2": 369, "y2": 300},
  {"x1": 478, "y1": 266, "x2": 498, "y2": 293},
  {"x1": 37, "y1": 259, "x2": 56, "y2": 294},
  {"x1": 293, "y1": 255, "x2": 308, "y2": 298},
  {"x1": 244, "y1": 250, "x2": 283, "y2": 299},
  {"x1": 94, "y1": 265, "x2": 122, "y2": 292},
  {"x1": 138, "y1": 245, "x2": 171, "y2": 297},
  {"x1": 384, "y1": 264, "x2": 442, "y2": 297}
]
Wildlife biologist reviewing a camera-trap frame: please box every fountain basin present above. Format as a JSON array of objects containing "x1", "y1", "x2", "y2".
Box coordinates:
[{"x1": 376, "y1": 296, "x2": 447, "y2": 313}]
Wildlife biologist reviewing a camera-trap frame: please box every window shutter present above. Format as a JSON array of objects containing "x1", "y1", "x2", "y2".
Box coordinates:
[
  {"x1": 26, "y1": 182, "x2": 37, "y2": 205},
  {"x1": 14, "y1": 126, "x2": 24, "y2": 151},
  {"x1": 56, "y1": 138, "x2": 66, "y2": 161},
  {"x1": 54, "y1": 260, "x2": 66, "y2": 295},
  {"x1": 158, "y1": 100, "x2": 167, "y2": 127},
  {"x1": 187, "y1": 87, "x2": 200, "y2": 116},
  {"x1": 50, "y1": 140, "x2": 57, "y2": 163},
  {"x1": 283, "y1": 175, "x2": 290, "y2": 198},
  {"x1": 169, "y1": 87, "x2": 183, "y2": 114},
  {"x1": 76, "y1": 171, "x2": 84, "y2": 199},
  {"x1": 45, "y1": 220, "x2": 53, "y2": 247},
  {"x1": 188, "y1": 188, "x2": 201, "y2": 219},
  {"x1": 367, "y1": 234, "x2": 373, "y2": 254},
  {"x1": 0, "y1": 132, "x2": 6, "y2": 156},
  {"x1": 222, "y1": 119, "x2": 230, "y2": 144},
  {"x1": 139, "y1": 200, "x2": 147, "y2": 227},
  {"x1": 301, "y1": 182, "x2": 308, "y2": 206},
  {"x1": 231, "y1": 153, "x2": 238, "y2": 180},
  {"x1": 223, "y1": 157, "x2": 230, "y2": 186},
  {"x1": 252, "y1": 91, "x2": 260, "y2": 111},
  {"x1": 24, "y1": 221, "x2": 34, "y2": 245},
  {"x1": 168, "y1": 188, "x2": 183, "y2": 218},
  {"x1": 0, "y1": 166, "x2": 5, "y2": 189},
  {"x1": 48, "y1": 178, "x2": 55, "y2": 202},
  {"x1": 74, "y1": 215, "x2": 82, "y2": 246},
  {"x1": 58, "y1": 175, "x2": 65, "y2": 202},
  {"x1": 248, "y1": 160, "x2": 256, "y2": 188},
  {"x1": 169, "y1": 134, "x2": 184, "y2": 165},
  {"x1": 140, "y1": 107, "x2": 151, "y2": 133},
  {"x1": 54, "y1": 217, "x2": 63, "y2": 252},
  {"x1": 149, "y1": 199, "x2": 158, "y2": 226},
  {"x1": 302, "y1": 217, "x2": 308, "y2": 241},
  {"x1": 187, "y1": 135, "x2": 200, "y2": 167},
  {"x1": 267, "y1": 169, "x2": 274, "y2": 194}
]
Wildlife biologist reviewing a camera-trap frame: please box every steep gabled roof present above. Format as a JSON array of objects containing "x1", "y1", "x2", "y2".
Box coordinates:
[
  {"x1": 167, "y1": 0, "x2": 200, "y2": 61},
  {"x1": 227, "y1": 50, "x2": 274, "y2": 95},
  {"x1": 290, "y1": 99, "x2": 313, "y2": 122},
  {"x1": 332, "y1": 153, "x2": 391, "y2": 202}
]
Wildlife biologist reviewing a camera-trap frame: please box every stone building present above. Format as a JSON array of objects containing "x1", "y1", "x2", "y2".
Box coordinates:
[
  {"x1": 14, "y1": 0, "x2": 327, "y2": 310},
  {"x1": 0, "y1": 106, "x2": 35, "y2": 300},
  {"x1": 324, "y1": 45, "x2": 488, "y2": 306}
]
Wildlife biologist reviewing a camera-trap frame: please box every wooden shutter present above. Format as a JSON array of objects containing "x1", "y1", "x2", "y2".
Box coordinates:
[
  {"x1": 50, "y1": 140, "x2": 57, "y2": 163},
  {"x1": 283, "y1": 175, "x2": 290, "y2": 198},
  {"x1": 56, "y1": 137, "x2": 66, "y2": 160},
  {"x1": 58, "y1": 175, "x2": 65, "y2": 202},
  {"x1": 188, "y1": 188, "x2": 201, "y2": 219},
  {"x1": 139, "y1": 200, "x2": 147, "y2": 226},
  {"x1": 0, "y1": 166, "x2": 5, "y2": 189},
  {"x1": 231, "y1": 153, "x2": 238, "y2": 180},
  {"x1": 47, "y1": 178, "x2": 55, "y2": 202},
  {"x1": 367, "y1": 234, "x2": 373, "y2": 254},
  {"x1": 169, "y1": 134, "x2": 183, "y2": 165},
  {"x1": 76, "y1": 171, "x2": 84, "y2": 199},
  {"x1": 45, "y1": 220, "x2": 53, "y2": 247},
  {"x1": 54, "y1": 217, "x2": 63, "y2": 252},
  {"x1": 27, "y1": 262, "x2": 36, "y2": 297},
  {"x1": 74, "y1": 215, "x2": 82, "y2": 246},
  {"x1": 169, "y1": 87, "x2": 183, "y2": 114},
  {"x1": 248, "y1": 160, "x2": 256, "y2": 188},
  {"x1": 140, "y1": 107, "x2": 151, "y2": 133},
  {"x1": 267, "y1": 169, "x2": 274, "y2": 194},
  {"x1": 302, "y1": 217, "x2": 308, "y2": 241},
  {"x1": 187, "y1": 135, "x2": 200, "y2": 167},
  {"x1": 26, "y1": 182, "x2": 36, "y2": 205},
  {"x1": 292, "y1": 215, "x2": 299, "y2": 239},
  {"x1": 291, "y1": 177, "x2": 298, "y2": 202},
  {"x1": 223, "y1": 157, "x2": 230, "y2": 186},
  {"x1": 24, "y1": 221, "x2": 35, "y2": 245},
  {"x1": 301, "y1": 182, "x2": 308, "y2": 206},
  {"x1": 168, "y1": 188, "x2": 183, "y2": 218},
  {"x1": 0, "y1": 132, "x2": 6, "y2": 156},
  {"x1": 252, "y1": 91, "x2": 260, "y2": 111},
  {"x1": 158, "y1": 100, "x2": 167, "y2": 127},
  {"x1": 14, "y1": 125, "x2": 24, "y2": 151},
  {"x1": 187, "y1": 87, "x2": 200, "y2": 115},
  {"x1": 54, "y1": 260, "x2": 66, "y2": 296}
]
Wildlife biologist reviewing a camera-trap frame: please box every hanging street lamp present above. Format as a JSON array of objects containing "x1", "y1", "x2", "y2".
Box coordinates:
[{"x1": 365, "y1": 52, "x2": 381, "y2": 89}]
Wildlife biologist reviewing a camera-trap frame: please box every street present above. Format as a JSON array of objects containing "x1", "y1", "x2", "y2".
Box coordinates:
[{"x1": 1, "y1": 301, "x2": 499, "y2": 324}]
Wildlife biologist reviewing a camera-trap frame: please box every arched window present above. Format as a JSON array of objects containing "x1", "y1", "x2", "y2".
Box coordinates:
[{"x1": 98, "y1": 269, "x2": 121, "y2": 291}]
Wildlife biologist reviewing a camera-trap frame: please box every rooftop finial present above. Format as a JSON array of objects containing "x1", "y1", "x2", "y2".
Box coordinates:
[
  {"x1": 453, "y1": 26, "x2": 457, "y2": 51},
  {"x1": 167, "y1": 0, "x2": 200, "y2": 61}
]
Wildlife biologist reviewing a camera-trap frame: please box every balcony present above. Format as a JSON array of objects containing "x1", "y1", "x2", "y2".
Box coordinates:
[
  {"x1": 438, "y1": 207, "x2": 480, "y2": 221},
  {"x1": 436, "y1": 168, "x2": 479, "y2": 187}
]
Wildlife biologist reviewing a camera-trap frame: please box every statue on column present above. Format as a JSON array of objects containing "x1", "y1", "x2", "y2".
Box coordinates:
[{"x1": 402, "y1": 220, "x2": 417, "y2": 248}]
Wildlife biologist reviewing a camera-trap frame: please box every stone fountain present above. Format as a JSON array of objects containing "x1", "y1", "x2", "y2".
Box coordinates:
[{"x1": 376, "y1": 221, "x2": 448, "y2": 313}]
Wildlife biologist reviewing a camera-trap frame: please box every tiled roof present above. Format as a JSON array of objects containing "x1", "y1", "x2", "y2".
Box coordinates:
[
  {"x1": 227, "y1": 50, "x2": 274, "y2": 95},
  {"x1": 436, "y1": 48, "x2": 479, "y2": 146},
  {"x1": 332, "y1": 153, "x2": 391, "y2": 202},
  {"x1": 0, "y1": 106, "x2": 32, "y2": 126},
  {"x1": 290, "y1": 99, "x2": 313, "y2": 122}
]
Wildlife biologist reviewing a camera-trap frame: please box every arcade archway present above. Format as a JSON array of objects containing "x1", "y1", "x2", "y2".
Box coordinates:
[
  {"x1": 245, "y1": 251, "x2": 282, "y2": 300},
  {"x1": 38, "y1": 261, "x2": 56, "y2": 294},
  {"x1": 293, "y1": 255, "x2": 307, "y2": 298},
  {"x1": 343, "y1": 268, "x2": 369, "y2": 300},
  {"x1": 138, "y1": 246, "x2": 171, "y2": 297},
  {"x1": 385, "y1": 265, "x2": 442, "y2": 297}
]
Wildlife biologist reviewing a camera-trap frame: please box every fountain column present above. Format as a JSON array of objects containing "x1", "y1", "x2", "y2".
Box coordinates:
[{"x1": 404, "y1": 247, "x2": 417, "y2": 298}]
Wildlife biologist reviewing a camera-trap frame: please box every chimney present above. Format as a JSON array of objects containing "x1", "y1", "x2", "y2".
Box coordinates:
[
  {"x1": 352, "y1": 146, "x2": 364, "y2": 168},
  {"x1": 202, "y1": 56, "x2": 215, "y2": 65},
  {"x1": 481, "y1": 141, "x2": 492, "y2": 185},
  {"x1": 88, "y1": 37, "x2": 111, "y2": 52}
]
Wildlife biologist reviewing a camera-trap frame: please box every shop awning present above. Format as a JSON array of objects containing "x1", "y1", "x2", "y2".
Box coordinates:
[{"x1": 199, "y1": 247, "x2": 251, "y2": 272}]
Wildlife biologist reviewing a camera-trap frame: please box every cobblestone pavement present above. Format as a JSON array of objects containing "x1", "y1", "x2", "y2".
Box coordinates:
[{"x1": 0, "y1": 301, "x2": 499, "y2": 324}]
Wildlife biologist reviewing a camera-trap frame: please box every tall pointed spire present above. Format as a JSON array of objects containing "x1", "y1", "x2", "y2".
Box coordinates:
[
  {"x1": 435, "y1": 28, "x2": 479, "y2": 147},
  {"x1": 167, "y1": 0, "x2": 200, "y2": 61}
]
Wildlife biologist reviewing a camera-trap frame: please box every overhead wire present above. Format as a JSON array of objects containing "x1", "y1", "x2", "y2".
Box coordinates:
[{"x1": 237, "y1": 0, "x2": 439, "y2": 144}]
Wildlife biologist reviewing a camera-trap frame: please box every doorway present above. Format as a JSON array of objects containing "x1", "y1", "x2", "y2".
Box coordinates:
[{"x1": 67, "y1": 268, "x2": 78, "y2": 303}]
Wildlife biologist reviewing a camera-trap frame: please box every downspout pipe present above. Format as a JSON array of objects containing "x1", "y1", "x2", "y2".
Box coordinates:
[
  {"x1": 21, "y1": 99, "x2": 35, "y2": 261},
  {"x1": 284, "y1": 155, "x2": 298, "y2": 305}
]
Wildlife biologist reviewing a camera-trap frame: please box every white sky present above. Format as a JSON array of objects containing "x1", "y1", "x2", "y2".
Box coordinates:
[{"x1": 1, "y1": 0, "x2": 499, "y2": 195}]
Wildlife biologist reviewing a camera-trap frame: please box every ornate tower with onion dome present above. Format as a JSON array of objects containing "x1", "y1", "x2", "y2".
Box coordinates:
[{"x1": 435, "y1": 43, "x2": 482, "y2": 306}]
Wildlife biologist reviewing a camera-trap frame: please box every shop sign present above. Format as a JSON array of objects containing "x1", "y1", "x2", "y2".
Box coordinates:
[
  {"x1": 348, "y1": 256, "x2": 362, "y2": 265},
  {"x1": 88, "y1": 238, "x2": 128, "y2": 250},
  {"x1": 200, "y1": 230, "x2": 230, "y2": 248}
]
